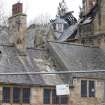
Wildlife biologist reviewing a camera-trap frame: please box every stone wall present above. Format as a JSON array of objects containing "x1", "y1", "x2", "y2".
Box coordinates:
[
  {"x1": 0, "y1": 86, "x2": 43, "y2": 105},
  {"x1": 31, "y1": 87, "x2": 43, "y2": 105},
  {"x1": 70, "y1": 78, "x2": 104, "y2": 105},
  {"x1": 8, "y1": 14, "x2": 27, "y2": 50},
  {"x1": 0, "y1": 82, "x2": 104, "y2": 105},
  {"x1": 93, "y1": 0, "x2": 105, "y2": 34},
  {"x1": 0, "y1": 86, "x2": 2, "y2": 105},
  {"x1": 83, "y1": 0, "x2": 96, "y2": 15}
]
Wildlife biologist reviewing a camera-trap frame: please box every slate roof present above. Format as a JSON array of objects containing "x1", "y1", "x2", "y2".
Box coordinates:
[
  {"x1": 61, "y1": 12, "x2": 77, "y2": 25},
  {"x1": 0, "y1": 45, "x2": 63, "y2": 86},
  {"x1": 56, "y1": 3, "x2": 97, "y2": 42},
  {"x1": 48, "y1": 41, "x2": 105, "y2": 79},
  {"x1": 0, "y1": 27, "x2": 63, "y2": 86},
  {"x1": 26, "y1": 24, "x2": 50, "y2": 48},
  {"x1": 48, "y1": 41, "x2": 105, "y2": 71},
  {"x1": 50, "y1": 11, "x2": 78, "y2": 42},
  {"x1": 58, "y1": 23, "x2": 78, "y2": 41},
  {"x1": 0, "y1": 26, "x2": 10, "y2": 45},
  {"x1": 51, "y1": 20, "x2": 78, "y2": 42}
]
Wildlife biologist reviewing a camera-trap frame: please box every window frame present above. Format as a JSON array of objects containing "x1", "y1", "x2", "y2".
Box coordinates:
[
  {"x1": 13, "y1": 87, "x2": 21, "y2": 103},
  {"x1": 43, "y1": 88, "x2": 68, "y2": 104},
  {"x1": 81, "y1": 80, "x2": 87, "y2": 97},
  {"x1": 22, "y1": 88, "x2": 30, "y2": 104},
  {"x1": 43, "y1": 88, "x2": 51, "y2": 104},
  {"x1": 2, "y1": 87, "x2": 11, "y2": 103},
  {"x1": 52, "y1": 89, "x2": 59, "y2": 104},
  {"x1": 2, "y1": 86, "x2": 30, "y2": 104},
  {"x1": 89, "y1": 80, "x2": 95, "y2": 97},
  {"x1": 81, "y1": 80, "x2": 95, "y2": 98}
]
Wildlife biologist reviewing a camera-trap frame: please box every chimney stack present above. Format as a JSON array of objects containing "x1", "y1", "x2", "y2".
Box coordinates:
[
  {"x1": 9, "y1": 2, "x2": 27, "y2": 52},
  {"x1": 12, "y1": 3, "x2": 23, "y2": 16}
]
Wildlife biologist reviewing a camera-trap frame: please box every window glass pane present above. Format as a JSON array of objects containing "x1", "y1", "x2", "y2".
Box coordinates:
[
  {"x1": 43, "y1": 89, "x2": 50, "y2": 104},
  {"x1": 3, "y1": 87, "x2": 10, "y2": 103},
  {"x1": 23, "y1": 88, "x2": 30, "y2": 103},
  {"x1": 13, "y1": 87, "x2": 20, "y2": 103},
  {"x1": 89, "y1": 81, "x2": 95, "y2": 97},
  {"x1": 81, "y1": 80, "x2": 87, "y2": 97},
  {"x1": 61, "y1": 95, "x2": 68, "y2": 104},
  {"x1": 52, "y1": 89, "x2": 59, "y2": 104}
]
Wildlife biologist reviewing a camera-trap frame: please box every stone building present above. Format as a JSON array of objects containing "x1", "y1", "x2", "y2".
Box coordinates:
[
  {"x1": 79, "y1": 0, "x2": 105, "y2": 48},
  {"x1": 0, "y1": 2, "x2": 67, "y2": 105},
  {"x1": 47, "y1": 0, "x2": 105, "y2": 105},
  {"x1": 49, "y1": 0, "x2": 78, "y2": 42},
  {"x1": 0, "y1": 1, "x2": 105, "y2": 105}
]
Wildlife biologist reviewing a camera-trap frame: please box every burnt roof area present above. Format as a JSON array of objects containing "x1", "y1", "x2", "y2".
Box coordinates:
[{"x1": 61, "y1": 12, "x2": 77, "y2": 25}]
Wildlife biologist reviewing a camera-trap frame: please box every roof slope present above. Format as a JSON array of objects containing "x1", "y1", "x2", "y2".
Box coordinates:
[
  {"x1": 0, "y1": 45, "x2": 63, "y2": 86},
  {"x1": 0, "y1": 26, "x2": 10, "y2": 45},
  {"x1": 48, "y1": 42, "x2": 105, "y2": 71},
  {"x1": 58, "y1": 23, "x2": 78, "y2": 41},
  {"x1": 0, "y1": 27, "x2": 63, "y2": 86}
]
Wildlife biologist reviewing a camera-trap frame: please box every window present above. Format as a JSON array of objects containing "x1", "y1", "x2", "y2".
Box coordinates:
[
  {"x1": 81, "y1": 80, "x2": 95, "y2": 97},
  {"x1": 43, "y1": 88, "x2": 68, "y2": 104},
  {"x1": 3, "y1": 87, "x2": 10, "y2": 103},
  {"x1": 89, "y1": 81, "x2": 95, "y2": 97},
  {"x1": 2, "y1": 87, "x2": 30, "y2": 104},
  {"x1": 56, "y1": 24, "x2": 64, "y2": 32},
  {"x1": 53, "y1": 23, "x2": 56, "y2": 30},
  {"x1": 52, "y1": 89, "x2": 59, "y2": 104},
  {"x1": 13, "y1": 87, "x2": 20, "y2": 103},
  {"x1": 43, "y1": 89, "x2": 50, "y2": 104},
  {"x1": 23, "y1": 88, "x2": 30, "y2": 103},
  {"x1": 81, "y1": 80, "x2": 87, "y2": 97},
  {"x1": 61, "y1": 95, "x2": 68, "y2": 104}
]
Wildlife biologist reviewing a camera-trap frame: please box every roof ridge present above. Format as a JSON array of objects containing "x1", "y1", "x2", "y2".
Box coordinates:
[
  {"x1": 0, "y1": 44, "x2": 47, "y2": 51},
  {"x1": 48, "y1": 41, "x2": 99, "y2": 48},
  {"x1": 27, "y1": 47, "x2": 47, "y2": 51}
]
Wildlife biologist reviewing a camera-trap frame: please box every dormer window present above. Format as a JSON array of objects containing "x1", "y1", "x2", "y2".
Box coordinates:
[
  {"x1": 56, "y1": 23, "x2": 64, "y2": 32},
  {"x1": 52, "y1": 16, "x2": 67, "y2": 33}
]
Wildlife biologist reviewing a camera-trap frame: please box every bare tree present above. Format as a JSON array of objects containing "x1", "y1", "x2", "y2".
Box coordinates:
[
  {"x1": 27, "y1": 13, "x2": 51, "y2": 48},
  {"x1": 0, "y1": 1, "x2": 8, "y2": 26},
  {"x1": 30, "y1": 13, "x2": 50, "y2": 25}
]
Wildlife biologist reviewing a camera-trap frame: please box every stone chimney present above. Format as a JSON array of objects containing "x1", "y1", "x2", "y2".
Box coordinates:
[{"x1": 8, "y1": 2, "x2": 27, "y2": 52}]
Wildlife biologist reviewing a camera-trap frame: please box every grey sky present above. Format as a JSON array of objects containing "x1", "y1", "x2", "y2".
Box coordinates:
[{"x1": 2, "y1": 0, "x2": 82, "y2": 24}]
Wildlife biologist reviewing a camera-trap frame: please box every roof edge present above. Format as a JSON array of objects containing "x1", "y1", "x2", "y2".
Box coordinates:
[{"x1": 47, "y1": 40, "x2": 99, "y2": 48}]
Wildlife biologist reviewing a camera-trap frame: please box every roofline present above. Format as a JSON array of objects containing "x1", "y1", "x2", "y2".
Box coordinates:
[
  {"x1": 0, "y1": 70, "x2": 104, "y2": 75},
  {"x1": 73, "y1": 76, "x2": 105, "y2": 80},
  {"x1": 27, "y1": 47, "x2": 46, "y2": 51},
  {"x1": 47, "y1": 40, "x2": 99, "y2": 48},
  {"x1": 8, "y1": 13, "x2": 27, "y2": 20},
  {"x1": 0, "y1": 44, "x2": 47, "y2": 51},
  {"x1": 0, "y1": 82, "x2": 55, "y2": 87},
  {"x1": 0, "y1": 82, "x2": 74, "y2": 87}
]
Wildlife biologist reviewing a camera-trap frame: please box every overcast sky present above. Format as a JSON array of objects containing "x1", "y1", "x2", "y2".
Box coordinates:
[{"x1": 2, "y1": 0, "x2": 82, "y2": 25}]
